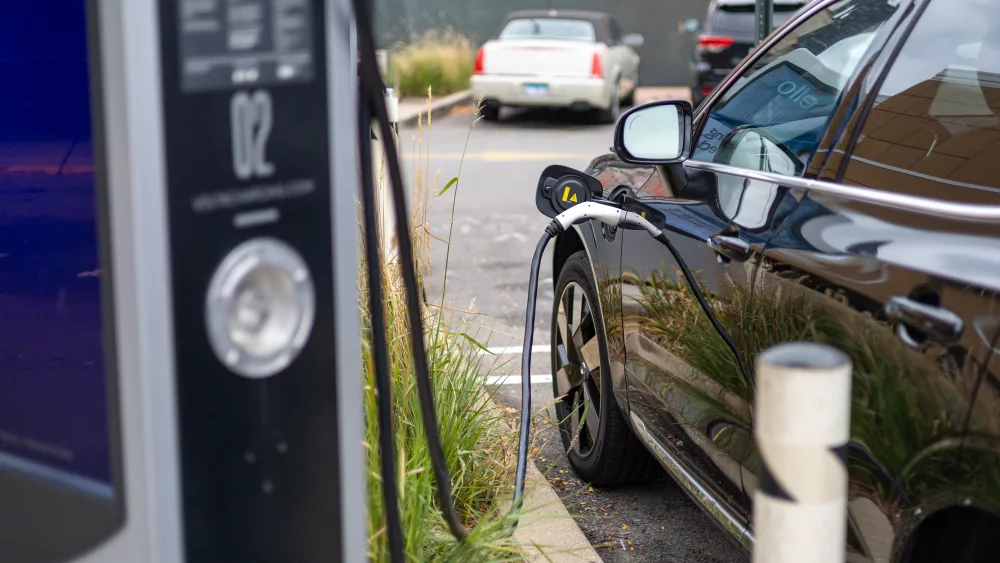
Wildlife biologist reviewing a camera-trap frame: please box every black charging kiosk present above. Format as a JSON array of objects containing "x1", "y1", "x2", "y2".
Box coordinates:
[{"x1": 0, "y1": 0, "x2": 364, "y2": 561}]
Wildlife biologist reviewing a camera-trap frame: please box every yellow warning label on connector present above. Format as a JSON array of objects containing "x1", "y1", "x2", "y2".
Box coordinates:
[{"x1": 562, "y1": 186, "x2": 578, "y2": 203}]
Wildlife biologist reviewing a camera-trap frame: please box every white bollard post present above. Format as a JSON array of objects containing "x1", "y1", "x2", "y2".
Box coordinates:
[
  {"x1": 375, "y1": 49, "x2": 389, "y2": 83},
  {"x1": 385, "y1": 87, "x2": 399, "y2": 134},
  {"x1": 753, "y1": 342, "x2": 852, "y2": 563},
  {"x1": 372, "y1": 87, "x2": 399, "y2": 254}
]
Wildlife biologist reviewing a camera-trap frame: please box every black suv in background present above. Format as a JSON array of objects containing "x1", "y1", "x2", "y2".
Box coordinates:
[{"x1": 690, "y1": 0, "x2": 806, "y2": 108}]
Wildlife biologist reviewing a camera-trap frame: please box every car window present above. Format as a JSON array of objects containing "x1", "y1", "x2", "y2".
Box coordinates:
[
  {"x1": 842, "y1": 0, "x2": 1000, "y2": 203},
  {"x1": 498, "y1": 18, "x2": 597, "y2": 42},
  {"x1": 692, "y1": 0, "x2": 900, "y2": 175}
]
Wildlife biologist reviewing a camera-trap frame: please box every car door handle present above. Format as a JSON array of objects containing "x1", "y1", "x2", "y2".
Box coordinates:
[
  {"x1": 885, "y1": 296, "x2": 964, "y2": 346},
  {"x1": 708, "y1": 235, "x2": 750, "y2": 262}
]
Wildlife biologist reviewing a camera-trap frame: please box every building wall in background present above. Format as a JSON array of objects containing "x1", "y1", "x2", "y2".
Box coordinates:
[{"x1": 375, "y1": 0, "x2": 711, "y2": 86}]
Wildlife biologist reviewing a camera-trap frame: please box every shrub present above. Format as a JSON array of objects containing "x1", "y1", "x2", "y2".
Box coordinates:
[{"x1": 390, "y1": 29, "x2": 474, "y2": 97}]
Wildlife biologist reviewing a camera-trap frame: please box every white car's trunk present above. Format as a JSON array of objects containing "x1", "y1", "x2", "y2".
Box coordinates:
[{"x1": 482, "y1": 39, "x2": 601, "y2": 77}]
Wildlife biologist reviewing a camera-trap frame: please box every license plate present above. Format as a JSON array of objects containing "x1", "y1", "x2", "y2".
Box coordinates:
[{"x1": 523, "y1": 83, "x2": 549, "y2": 97}]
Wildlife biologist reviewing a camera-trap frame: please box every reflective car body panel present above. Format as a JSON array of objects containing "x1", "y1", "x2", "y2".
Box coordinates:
[
  {"x1": 558, "y1": 0, "x2": 1000, "y2": 558},
  {"x1": 579, "y1": 155, "x2": 655, "y2": 413},
  {"x1": 761, "y1": 190, "x2": 1000, "y2": 561}
]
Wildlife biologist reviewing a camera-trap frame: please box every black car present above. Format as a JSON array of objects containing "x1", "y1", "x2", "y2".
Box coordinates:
[
  {"x1": 549, "y1": 0, "x2": 1000, "y2": 560},
  {"x1": 690, "y1": 0, "x2": 806, "y2": 109}
]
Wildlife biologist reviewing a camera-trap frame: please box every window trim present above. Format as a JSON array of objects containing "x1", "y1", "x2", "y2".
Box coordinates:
[
  {"x1": 684, "y1": 159, "x2": 1000, "y2": 221},
  {"x1": 681, "y1": 0, "x2": 1000, "y2": 225}
]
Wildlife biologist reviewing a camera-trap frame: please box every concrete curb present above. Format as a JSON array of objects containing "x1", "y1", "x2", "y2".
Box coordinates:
[
  {"x1": 396, "y1": 90, "x2": 473, "y2": 128},
  {"x1": 514, "y1": 458, "x2": 604, "y2": 562},
  {"x1": 493, "y1": 402, "x2": 603, "y2": 563}
]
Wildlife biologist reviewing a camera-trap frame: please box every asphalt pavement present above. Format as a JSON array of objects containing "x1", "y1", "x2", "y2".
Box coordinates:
[{"x1": 399, "y1": 104, "x2": 747, "y2": 563}]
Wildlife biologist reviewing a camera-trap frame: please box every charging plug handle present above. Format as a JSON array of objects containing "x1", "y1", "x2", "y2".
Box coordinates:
[{"x1": 553, "y1": 201, "x2": 663, "y2": 238}]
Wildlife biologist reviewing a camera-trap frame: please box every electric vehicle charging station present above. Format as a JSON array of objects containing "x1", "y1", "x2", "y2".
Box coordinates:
[
  {"x1": 0, "y1": 0, "x2": 364, "y2": 561},
  {"x1": 0, "y1": 0, "x2": 903, "y2": 561}
]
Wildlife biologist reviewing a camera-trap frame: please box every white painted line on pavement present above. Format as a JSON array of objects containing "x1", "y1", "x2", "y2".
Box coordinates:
[
  {"x1": 478, "y1": 345, "x2": 551, "y2": 356},
  {"x1": 485, "y1": 374, "x2": 553, "y2": 386}
]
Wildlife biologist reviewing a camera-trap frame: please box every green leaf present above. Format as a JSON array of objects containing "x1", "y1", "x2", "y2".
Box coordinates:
[
  {"x1": 438, "y1": 176, "x2": 458, "y2": 196},
  {"x1": 454, "y1": 332, "x2": 495, "y2": 355}
]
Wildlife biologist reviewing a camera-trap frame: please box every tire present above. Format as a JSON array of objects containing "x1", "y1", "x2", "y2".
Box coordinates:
[
  {"x1": 622, "y1": 87, "x2": 636, "y2": 107},
  {"x1": 595, "y1": 83, "x2": 621, "y2": 124},
  {"x1": 481, "y1": 104, "x2": 500, "y2": 122},
  {"x1": 551, "y1": 251, "x2": 658, "y2": 486}
]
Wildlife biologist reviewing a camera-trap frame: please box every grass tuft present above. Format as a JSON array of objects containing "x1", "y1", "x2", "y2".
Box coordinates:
[
  {"x1": 390, "y1": 29, "x2": 474, "y2": 97},
  {"x1": 627, "y1": 263, "x2": 975, "y2": 514},
  {"x1": 361, "y1": 91, "x2": 524, "y2": 562}
]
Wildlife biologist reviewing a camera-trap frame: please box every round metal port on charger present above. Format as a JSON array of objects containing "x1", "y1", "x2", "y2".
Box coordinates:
[{"x1": 205, "y1": 237, "x2": 316, "y2": 379}]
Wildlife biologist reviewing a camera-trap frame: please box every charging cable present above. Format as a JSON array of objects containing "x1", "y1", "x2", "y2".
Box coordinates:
[
  {"x1": 356, "y1": 52, "x2": 407, "y2": 563},
  {"x1": 514, "y1": 204, "x2": 662, "y2": 511},
  {"x1": 352, "y1": 0, "x2": 469, "y2": 548},
  {"x1": 515, "y1": 201, "x2": 751, "y2": 507}
]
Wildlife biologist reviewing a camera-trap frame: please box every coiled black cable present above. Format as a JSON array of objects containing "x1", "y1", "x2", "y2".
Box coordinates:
[
  {"x1": 351, "y1": 0, "x2": 469, "y2": 542},
  {"x1": 357, "y1": 64, "x2": 406, "y2": 562}
]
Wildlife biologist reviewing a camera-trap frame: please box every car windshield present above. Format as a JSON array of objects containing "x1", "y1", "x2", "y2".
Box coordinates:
[{"x1": 498, "y1": 18, "x2": 597, "y2": 42}]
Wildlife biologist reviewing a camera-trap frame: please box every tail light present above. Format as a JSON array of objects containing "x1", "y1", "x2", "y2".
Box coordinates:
[
  {"x1": 702, "y1": 85, "x2": 714, "y2": 97},
  {"x1": 591, "y1": 52, "x2": 604, "y2": 79},
  {"x1": 697, "y1": 35, "x2": 735, "y2": 54},
  {"x1": 473, "y1": 47, "x2": 485, "y2": 75}
]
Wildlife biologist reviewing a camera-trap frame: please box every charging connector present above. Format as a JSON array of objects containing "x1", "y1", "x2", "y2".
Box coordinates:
[{"x1": 553, "y1": 202, "x2": 663, "y2": 238}]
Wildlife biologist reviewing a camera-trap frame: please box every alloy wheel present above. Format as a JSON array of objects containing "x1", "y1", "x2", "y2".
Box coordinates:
[{"x1": 554, "y1": 281, "x2": 602, "y2": 457}]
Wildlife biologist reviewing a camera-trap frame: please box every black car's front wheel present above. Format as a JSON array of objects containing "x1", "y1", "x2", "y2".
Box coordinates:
[{"x1": 552, "y1": 251, "x2": 657, "y2": 486}]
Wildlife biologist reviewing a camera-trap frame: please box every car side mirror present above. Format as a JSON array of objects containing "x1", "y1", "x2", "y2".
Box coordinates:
[
  {"x1": 623, "y1": 33, "x2": 645, "y2": 48},
  {"x1": 613, "y1": 100, "x2": 693, "y2": 165},
  {"x1": 679, "y1": 18, "x2": 700, "y2": 33}
]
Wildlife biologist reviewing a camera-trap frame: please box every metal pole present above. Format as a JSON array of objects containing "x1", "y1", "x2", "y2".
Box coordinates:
[
  {"x1": 755, "y1": 0, "x2": 774, "y2": 45},
  {"x1": 753, "y1": 342, "x2": 852, "y2": 563}
]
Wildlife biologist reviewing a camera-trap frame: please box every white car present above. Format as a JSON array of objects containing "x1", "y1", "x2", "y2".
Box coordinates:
[{"x1": 471, "y1": 10, "x2": 643, "y2": 123}]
